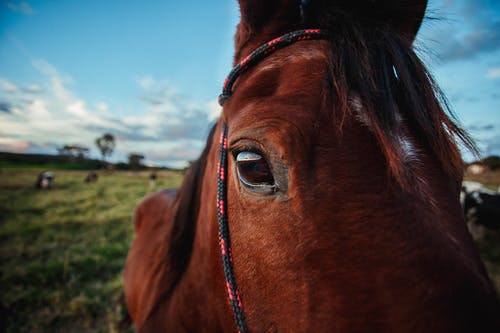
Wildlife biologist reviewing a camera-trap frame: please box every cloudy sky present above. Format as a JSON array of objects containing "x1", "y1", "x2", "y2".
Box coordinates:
[{"x1": 0, "y1": 0, "x2": 499, "y2": 167}]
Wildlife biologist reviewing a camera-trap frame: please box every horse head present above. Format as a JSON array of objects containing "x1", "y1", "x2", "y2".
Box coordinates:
[{"x1": 124, "y1": 1, "x2": 500, "y2": 331}]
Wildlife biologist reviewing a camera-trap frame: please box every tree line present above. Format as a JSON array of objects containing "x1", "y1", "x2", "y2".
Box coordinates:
[{"x1": 57, "y1": 133, "x2": 145, "y2": 170}]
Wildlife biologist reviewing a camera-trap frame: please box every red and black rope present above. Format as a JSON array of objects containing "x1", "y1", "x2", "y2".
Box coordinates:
[
  {"x1": 218, "y1": 29, "x2": 329, "y2": 106},
  {"x1": 217, "y1": 123, "x2": 247, "y2": 333},
  {"x1": 217, "y1": 29, "x2": 329, "y2": 332}
]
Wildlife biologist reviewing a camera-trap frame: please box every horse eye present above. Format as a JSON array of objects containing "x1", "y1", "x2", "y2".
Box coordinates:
[{"x1": 235, "y1": 151, "x2": 275, "y2": 192}]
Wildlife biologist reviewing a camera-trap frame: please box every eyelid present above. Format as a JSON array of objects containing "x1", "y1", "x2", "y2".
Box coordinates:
[{"x1": 229, "y1": 138, "x2": 266, "y2": 156}]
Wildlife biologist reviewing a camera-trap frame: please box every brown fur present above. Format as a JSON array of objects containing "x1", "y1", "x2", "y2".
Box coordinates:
[{"x1": 124, "y1": 1, "x2": 500, "y2": 331}]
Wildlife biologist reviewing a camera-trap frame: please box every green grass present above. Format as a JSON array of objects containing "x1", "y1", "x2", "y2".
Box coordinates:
[
  {"x1": 0, "y1": 169, "x2": 499, "y2": 332},
  {"x1": 0, "y1": 169, "x2": 183, "y2": 333}
]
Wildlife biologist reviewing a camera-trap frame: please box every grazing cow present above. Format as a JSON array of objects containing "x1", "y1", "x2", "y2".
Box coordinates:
[
  {"x1": 84, "y1": 172, "x2": 99, "y2": 183},
  {"x1": 36, "y1": 171, "x2": 54, "y2": 189},
  {"x1": 149, "y1": 173, "x2": 157, "y2": 189},
  {"x1": 462, "y1": 183, "x2": 500, "y2": 233}
]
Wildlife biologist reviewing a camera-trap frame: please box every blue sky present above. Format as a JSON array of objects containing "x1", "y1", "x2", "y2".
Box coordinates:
[{"x1": 0, "y1": 0, "x2": 499, "y2": 167}]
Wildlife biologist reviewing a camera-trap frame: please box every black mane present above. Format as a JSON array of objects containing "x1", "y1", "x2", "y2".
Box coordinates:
[
  {"x1": 141, "y1": 124, "x2": 217, "y2": 328},
  {"x1": 303, "y1": 3, "x2": 476, "y2": 189},
  {"x1": 167, "y1": 124, "x2": 216, "y2": 291}
]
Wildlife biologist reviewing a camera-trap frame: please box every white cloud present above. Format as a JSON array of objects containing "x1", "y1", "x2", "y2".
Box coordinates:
[
  {"x1": 138, "y1": 75, "x2": 155, "y2": 90},
  {"x1": 207, "y1": 99, "x2": 222, "y2": 121},
  {"x1": 23, "y1": 83, "x2": 43, "y2": 93},
  {"x1": 486, "y1": 67, "x2": 500, "y2": 80},
  {"x1": 0, "y1": 79, "x2": 18, "y2": 93},
  {"x1": 32, "y1": 59, "x2": 73, "y2": 101},
  {"x1": 96, "y1": 102, "x2": 108, "y2": 112},
  {"x1": 418, "y1": 0, "x2": 500, "y2": 63},
  {"x1": 0, "y1": 138, "x2": 32, "y2": 153},
  {"x1": 4, "y1": 1, "x2": 34, "y2": 15},
  {"x1": 28, "y1": 99, "x2": 51, "y2": 119},
  {"x1": 0, "y1": 62, "x2": 216, "y2": 167}
]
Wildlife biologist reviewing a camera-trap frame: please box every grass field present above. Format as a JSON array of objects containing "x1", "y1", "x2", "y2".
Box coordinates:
[
  {"x1": 0, "y1": 168, "x2": 499, "y2": 332},
  {"x1": 0, "y1": 169, "x2": 183, "y2": 332}
]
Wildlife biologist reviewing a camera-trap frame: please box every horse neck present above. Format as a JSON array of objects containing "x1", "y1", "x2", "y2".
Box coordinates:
[{"x1": 161, "y1": 124, "x2": 233, "y2": 331}]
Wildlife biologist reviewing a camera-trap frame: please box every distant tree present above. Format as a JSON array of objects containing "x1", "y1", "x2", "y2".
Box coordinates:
[
  {"x1": 57, "y1": 145, "x2": 90, "y2": 160},
  {"x1": 95, "y1": 133, "x2": 115, "y2": 164},
  {"x1": 128, "y1": 153, "x2": 145, "y2": 170}
]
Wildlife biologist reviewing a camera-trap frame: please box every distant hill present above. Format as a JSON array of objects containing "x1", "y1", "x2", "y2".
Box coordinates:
[
  {"x1": 0, "y1": 152, "x2": 176, "y2": 171},
  {"x1": 0, "y1": 152, "x2": 102, "y2": 170}
]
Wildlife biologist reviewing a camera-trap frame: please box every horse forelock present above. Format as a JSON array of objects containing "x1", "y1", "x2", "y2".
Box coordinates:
[{"x1": 322, "y1": 16, "x2": 474, "y2": 193}]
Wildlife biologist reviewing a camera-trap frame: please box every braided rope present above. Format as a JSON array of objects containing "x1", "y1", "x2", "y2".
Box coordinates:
[
  {"x1": 218, "y1": 29, "x2": 329, "y2": 106},
  {"x1": 217, "y1": 29, "x2": 329, "y2": 332},
  {"x1": 217, "y1": 123, "x2": 246, "y2": 333}
]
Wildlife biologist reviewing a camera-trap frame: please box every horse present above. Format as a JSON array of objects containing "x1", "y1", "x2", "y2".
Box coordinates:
[{"x1": 124, "y1": 0, "x2": 500, "y2": 331}]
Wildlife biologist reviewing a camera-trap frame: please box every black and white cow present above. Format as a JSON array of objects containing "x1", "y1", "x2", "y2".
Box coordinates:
[
  {"x1": 36, "y1": 171, "x2": 54, "y2": 189},
  {"x1": 461, "y1": 181, "x2": 500, "y2": 239}
]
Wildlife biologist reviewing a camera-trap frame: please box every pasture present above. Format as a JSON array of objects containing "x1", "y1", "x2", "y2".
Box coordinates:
[
  {"x1": 0, "y1": 169, "x2": 183, "y2": 332},
  {"x1": 0, "y1": 168, "x2": 499, "y2": 332}
]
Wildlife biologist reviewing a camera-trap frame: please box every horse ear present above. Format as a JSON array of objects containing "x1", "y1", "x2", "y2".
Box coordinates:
[
  {"x1": 235, "y1": 0, "x2": 301, "y2": 60},
  {"x1": 302, "y1": 0, "x2": 428, "y2": 42},
  {"x1": 377, "y1": 0, "x2": 428, "y2": 41},
  {"x1": 238, "y1": 0, "x2": 301, "y2": 32}
]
